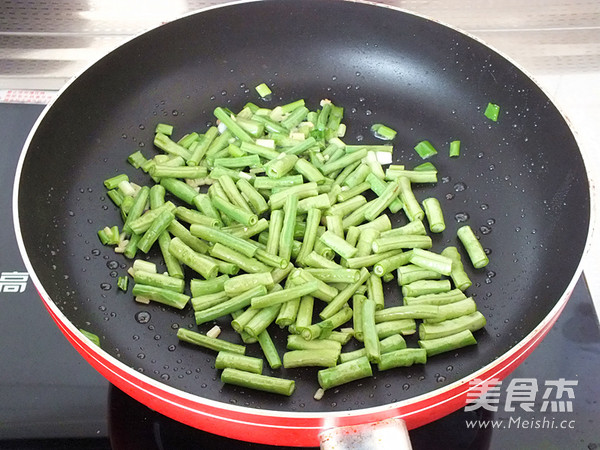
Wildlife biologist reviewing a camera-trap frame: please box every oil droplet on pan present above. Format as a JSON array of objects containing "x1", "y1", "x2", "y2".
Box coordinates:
[{"x1": 135, "y1": 311, "x2": 151, "y2": 324}]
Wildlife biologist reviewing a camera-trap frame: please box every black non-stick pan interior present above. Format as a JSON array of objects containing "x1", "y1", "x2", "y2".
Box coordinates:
[{"x1": 17, "y1": 0, "x2": 590, "y2": 414}]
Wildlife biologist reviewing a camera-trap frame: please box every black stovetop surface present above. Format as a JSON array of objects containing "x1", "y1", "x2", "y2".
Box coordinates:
[{"x1": 1, "y1": 103, "x2": 598, "y2": 450}]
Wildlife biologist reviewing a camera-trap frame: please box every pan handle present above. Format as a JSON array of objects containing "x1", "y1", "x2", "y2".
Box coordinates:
[{"x1": 319, "y1": 417, "x2": 412, "y2": 450}]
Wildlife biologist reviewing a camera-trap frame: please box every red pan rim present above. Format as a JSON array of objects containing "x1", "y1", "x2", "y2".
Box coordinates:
[{"x1": 26, "y1": 265, "x2": 582, "y2": 446}]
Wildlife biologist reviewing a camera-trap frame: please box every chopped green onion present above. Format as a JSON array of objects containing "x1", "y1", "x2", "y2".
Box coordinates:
[
  {"x1": 484, "y1": 103, "x2": 500, "y2": 121},
  {"x1": 155, "y1": 123, "x2": 173, "y2": 135},
  {"x1": 79, "y1": 329, "x2": 101, "y2": 347},
  {"x1": 255, "y1": 82, "x2": 272, "y2": 98},
  {"x1": 413, "y1": 140, "x2": 438, "y2": 159},
  {"x1": 117, "y1": 276, "x2": 129, "y2": 292},
  {"x1": 103, "y1": 174, "x2": 129, "y2": 190},
  {"x1": 413, "y1": 162, "x2": 437, "y2": 172},
  {"x1": 449, "y1": 140, "x2": 461, "y2": 157},
  {"x1": 371, "y1": 123, "x2": 397, "y2": 141}
]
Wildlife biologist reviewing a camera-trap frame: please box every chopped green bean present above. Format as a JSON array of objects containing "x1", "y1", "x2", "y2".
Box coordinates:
[
  {"x1": 317, "y1": 356, "x2": 372, "y2": 390},
  {"x1": 278, "y1": 194, "x2": 298, "y2": 262},
  {"x1": 168, "y1": 237, "x2": 218, "y2": 279},
  {"x1": 380, "y1": 219, "x2": 427, "y2": 238},
  {"x1": 321, "y1": 148, "x2": 368, "y2": 175},
  {"x1": 251, "y1": 280, "x2": 319, "y2": 309},
  {"x1": 244, "y1": 303, "x2": 281, "y2": 337},
  {"x1": 441, "y1": 246, "x2": 472, "y2": 291},
  {"x1": 374, "y1": 304, "x2": 440, "y2": 322},
  {"x1": 257, "y1": 330, "x2": 282, "y2": 369},
  {"x1": 409, "y1": 248, "x2": 453, "y2": 276},
  {"x1": 422, "y1": 197, "x2": 445, "y2": 233},
  {"x1": 385, "y1": 168, "x2": 437, "y2": 184},
  {"x1": 168, "y1": 219, "x2": 210, "y2": 254},
  {"x1": 362, "y1": 298, "x2": 380, "y2": 363},
  {"x1": 319, "y1": 267, "x2": 370, "y2": 320},
  {"x1": 398, "y1": 176, "x2": 424, "y2": 221},
  {"x1": 132, "y1": 283, "x2": 189, "y2": 309},
  {"x1": 177, "y1": 328, "x2": 246, "y2": 355},
  {"x1": 372, "y1": 251, "x2": 412, "y2": 277},
  {"x1": 424, "y1": 298, "x2": 478, "y2": 324},
  {"x1": 195, "y1": 285, "x2": 267, "y2": 325},
  {"x1": 304, "y1": 268, "x2": 360, "y2": 284},
  {"x1": 418, "y1": 311, "x2": 486, "y2": 340},
  {"x1": 352, "y1": 294, "x2": 366, "y2": 341},
  {"x1": 157, "y1": 232, "x2": 184, "y2": 279},
  {"x1": 224, "y1": 272, "x2": 273, "y2": 296},
  {"x1": 175, "y1": 206, "x2": 220, "y2": 228},
  {"x1": 190, "y1": 275, "x2": 229, "y2": 297},
  {"x1": 377, "y1": 348, "x2": 427, "y2": 371},
  {"x1": 403, "y1": 289, "x2": 468, "y2": 306},
  {"x1": 191, "y1": 291, "x2": 230, "y2": 311},
  {"x1": 376, "y1": 319, "x2": 417, "y2": 338},
  {"x1": 372, "y1": 235, "x2": 432, "y2": 253},
  {"x1": 419, "y1": 329, "x2": 477, "y2": 357},
  {"x1": 221, "y1": 367, "x2": 295, "y2": 396},
  {"x1": 215, "y1": 351, "x2": 263, "y2": 374},
  {"x1": 190, "y1": 223, "x2": 258, "y2": 258},
  {"x1": 133, "y1": 270, "x2": 185, "y2": 293},
  {"x1": 283, "y1": 349, "x2": 340, "y2": 368},
  {"x1": 159, "y1": 178, "x2": 198, "y2": 205},
  {"x1": 137, "y1": 210, "x2": 175, "y2": 253},
  {"x1": 396, "y1": 263, "x2": 441, "y2": 285},
  {"x1": 345, "y1": 250, "x2": 401, "y2": 270},
  {"x1": 122, "y1": 186, "x2": 150, "y2": 235},
  {"x1": 287, "y1": 334, "x2": 342, "y2": 352},
  {"x1": 401, "y1": 279, "x2": 452, "y2": 297},
  {"x1": 457, "y1": 225, "x2": 489, "y2": 269},
  {"x1": 275, "y1": 295, "x2": 300, "y2": 327},
  {"x1": 363, "y1": 179, "x2": 401, "y2": 221},
  {"x1": 355, "y1": 228, "x2": 380, "y2": 258},
  {"x1": 367, "y1": 274, "x2": 385, "y2": 310},
  {"x1": 288, "y1": 269, "x2": 338, "y2": 303},
  {"x1": 209, "y1": 243, "x2": 269, "y2": 274},
  {"x1": 339, "y1": 334, "x2": 406, "y2": 364},
  {"x1": 212, "y1": 194, "x2": 258, "y2": 227},
  {"x1": 319, "y1": 230, "x2": 358, "y2": 259}
]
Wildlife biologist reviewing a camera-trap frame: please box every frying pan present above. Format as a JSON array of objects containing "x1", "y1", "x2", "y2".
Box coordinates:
[{"x1": 13, "y1": 0, "x2": 592, "y2": 447}]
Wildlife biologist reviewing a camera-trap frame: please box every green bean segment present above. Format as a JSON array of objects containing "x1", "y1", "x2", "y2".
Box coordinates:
[
  {"x1": 221, "y1": 368, "x2": 295, "y2": 396},
  {"x1": 457, "y1": 225, "x2": 489, "y2": 269},
  {"x1": 419, "y1": 329, "x2": 477, "y2": 357},
  {"x1": 215, "y1": 351, "x2": 263, "y2": 374},
  {"x1": 318, "y1": 356, "x2": 373, "y2": 390},
  {"x1": 377, "y1": 348, "x2": 427, "y2": 371},
  {"x1": 283, "y1": 349, "x2": 340, "y2": 368},
  {"x1": 177, "y1": 328, "x2": 245, "y2": 354}
]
